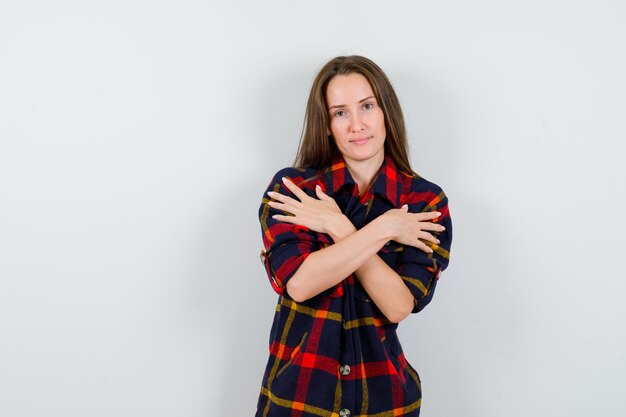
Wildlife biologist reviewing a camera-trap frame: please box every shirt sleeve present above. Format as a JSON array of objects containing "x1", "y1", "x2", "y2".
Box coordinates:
[
  {"x1": 258, "y1": 168, "x2": 320, "y2": 299},
  {"x1": 396, "y1": 183, "x2": 453, "y2": 314}
]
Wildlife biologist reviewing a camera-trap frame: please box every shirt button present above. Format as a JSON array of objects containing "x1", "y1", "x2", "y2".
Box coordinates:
[
  {"x1": 339, "y1": 364, "x2": 351, "y2": 376},
  {"x1": 339, "y1": 409, "x2": 351, "y2": 417}
]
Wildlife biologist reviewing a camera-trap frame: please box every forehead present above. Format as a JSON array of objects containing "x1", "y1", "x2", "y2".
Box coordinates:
[{"x1": 325, "y1": 73, "x2": 375, "y2": 105}]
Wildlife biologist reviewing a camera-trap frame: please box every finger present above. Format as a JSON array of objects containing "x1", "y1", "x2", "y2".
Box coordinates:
[
  {"x1": 413, "y1": 239, "x2": 434, "y2": 254},
  {"x1": 282, "y1": 177, "x2": 310, "y2": 202},
  {"x1": 416, "y1": 211, "x2": 441, "y2": 221},
  {"x1": 271, "y1": 213, "x2": 297, "y2": 224},
  {"x1": 315, "y1": 184, "x2": 325, "y2": 199},
  {"x1": 417, "y1": 221, "x2": 446, "y2": 233},
  {"x1": 267, "y1": 201, "x2": 296, "y2": 215},
  {"x1": 401, "y1": 204, "x2": 409, "y2": 211},
  {"x1": 315, "y1": 184, "x2": 328, "y2": 200},
  {"x1": 267, "y1": 190, "x2": 300, "y2": 207},
  {"x1": 418, "y1": 231, "x2": 440, "y2": 245}
]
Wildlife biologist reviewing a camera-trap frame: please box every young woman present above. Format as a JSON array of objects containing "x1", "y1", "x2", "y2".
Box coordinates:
[{"x1": 255, "y1": 55, "x2": 453, "y2": 417}]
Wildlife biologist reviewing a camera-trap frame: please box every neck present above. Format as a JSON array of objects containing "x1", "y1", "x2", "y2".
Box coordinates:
[{"x1": 344, "y1": 151, "x2": 385, "y2": 196}]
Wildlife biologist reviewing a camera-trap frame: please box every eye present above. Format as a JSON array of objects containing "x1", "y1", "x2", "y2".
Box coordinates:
[
  {"x1": 333, "y1": 110, "x2": 346, "y2": 118},
  {"x1": 363, "y1": 102, "x2": 375, "y2": 110}
]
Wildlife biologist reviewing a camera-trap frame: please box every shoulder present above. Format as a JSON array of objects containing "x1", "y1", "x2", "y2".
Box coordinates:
[
  {"x1": 401, "y1": 171, "x2": 449, "y2": 208},
  {"x1": 409, "y1": 173, "x2": 445, "y2": 195},
  {"x1": 264, "y1": 166, "x2": 324, "y2": 193},
  {"x1": 260, "y1": 166, "x2": 323, "y2": 195}
]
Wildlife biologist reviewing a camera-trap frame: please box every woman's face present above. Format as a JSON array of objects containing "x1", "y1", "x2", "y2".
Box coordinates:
[{"x1": 325, "y1": 73, "x2": 386, "y2": 165}]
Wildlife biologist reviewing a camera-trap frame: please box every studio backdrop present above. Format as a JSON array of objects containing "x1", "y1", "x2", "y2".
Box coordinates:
[{"x1": 0, "y1": 1, "x2": 624, "y2": 416}]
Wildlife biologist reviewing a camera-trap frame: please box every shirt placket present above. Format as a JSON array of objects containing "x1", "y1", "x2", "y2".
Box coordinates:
[{"x1": 338, "y1": 188, "x2": 371, "y2": 417}]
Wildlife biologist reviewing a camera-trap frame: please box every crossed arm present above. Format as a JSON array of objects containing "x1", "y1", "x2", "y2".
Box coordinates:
[
  {"x1": 267, "y1": 177, "x2": 444, "y2": 323},
  {"x1": 294, "y1": 214, "x2": 418, "y2": 323}
]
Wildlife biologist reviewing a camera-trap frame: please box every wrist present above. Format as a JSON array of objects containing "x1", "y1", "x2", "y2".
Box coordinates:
[
  {"x1": 373, "y1": 213, "x2": 396, "y2": 242},
  {"x1": 327, "y1": 214, "x2": 356, "y2": 242}
]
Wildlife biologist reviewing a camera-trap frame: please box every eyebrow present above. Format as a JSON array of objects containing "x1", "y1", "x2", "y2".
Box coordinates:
[{"x1": 328, "y1": 95, "x2": 375, "y2": 111}]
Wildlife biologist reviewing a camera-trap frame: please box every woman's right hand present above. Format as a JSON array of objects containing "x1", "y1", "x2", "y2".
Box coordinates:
[{"x1": 381, "y1": 204, "x2": 445, "y2": 253}]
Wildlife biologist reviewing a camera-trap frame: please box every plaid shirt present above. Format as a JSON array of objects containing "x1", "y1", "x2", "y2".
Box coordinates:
[{"x1": 255, "y1": 152, "x2": 453, "y2": 417}]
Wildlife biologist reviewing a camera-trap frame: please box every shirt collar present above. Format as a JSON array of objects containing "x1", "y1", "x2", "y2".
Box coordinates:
[{"x1": 321, "y1": 152, "x2": 404, "y2": 207}]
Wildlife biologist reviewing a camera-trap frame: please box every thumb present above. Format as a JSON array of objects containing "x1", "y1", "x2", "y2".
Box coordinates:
[{"x1": 315, "y1": 184, "x2": 327, "y2": 199}]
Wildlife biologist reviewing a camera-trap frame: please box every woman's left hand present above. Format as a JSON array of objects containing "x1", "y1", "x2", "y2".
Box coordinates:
[{"x1": 267, "y1": 177, "x2": 344, "y2": 235}]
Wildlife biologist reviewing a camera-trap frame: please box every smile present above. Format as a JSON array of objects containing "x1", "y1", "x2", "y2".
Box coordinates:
[{"x1": 350, "y1": 136, "x2": 371, "y2": 145}]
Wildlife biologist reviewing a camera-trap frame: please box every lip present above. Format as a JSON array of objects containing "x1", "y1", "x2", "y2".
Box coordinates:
[{"x1": 350, "y1": 136, "x2": 371, "y2": 144}]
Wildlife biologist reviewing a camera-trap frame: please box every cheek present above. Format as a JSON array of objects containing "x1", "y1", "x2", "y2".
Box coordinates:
[
  {"x1": 364, "y1": 109, "x2": 384, "y2": 124},
  {"x1": 374, "y1": 111, "x2": 386, "y2": 132},
  {"x1": 330, "y1": 119, "x2": 348, "y2": 135},
  {"x1": 376, "y1": 108, "x2": 386, "y2": 122}
]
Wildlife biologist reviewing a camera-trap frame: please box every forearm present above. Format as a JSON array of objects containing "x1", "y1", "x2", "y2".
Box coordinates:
[
  {"x1": 330, "y1": 218, "x2": 414, "y2": 323},
  {"x1": 353, "y1": 256, "x2": 415, "y2": 323},
  {"x1": 286, "y1": 216, "x2": 392, "y2": 302}
]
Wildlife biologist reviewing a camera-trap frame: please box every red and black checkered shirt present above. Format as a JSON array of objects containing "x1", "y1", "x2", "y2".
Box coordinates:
[{"x1": 255, "y1": 152, "x2": 453, "y2": 417}]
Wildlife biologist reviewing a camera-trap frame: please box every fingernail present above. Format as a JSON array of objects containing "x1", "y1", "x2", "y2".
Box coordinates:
[
  {"x1": 267, "y1": 191, "x2": 274, "y2": 196},
  {"x1": 435, "y1": 211, "x2": 441, "y2": 216}
]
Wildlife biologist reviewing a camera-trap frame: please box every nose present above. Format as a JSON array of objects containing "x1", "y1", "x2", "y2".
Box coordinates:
[{"x1": 349, "y1": 112, "x2": 365, "y2": 132}]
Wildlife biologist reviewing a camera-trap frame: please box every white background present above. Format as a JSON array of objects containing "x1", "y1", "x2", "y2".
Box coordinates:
[{"x1": 1, "y1": 1, "x2": 625, "y2": 416}]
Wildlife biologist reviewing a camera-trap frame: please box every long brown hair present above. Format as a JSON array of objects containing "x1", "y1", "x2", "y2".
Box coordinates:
[{"x1": 293, "y1": 55, "x2": 418, "y2": 177}]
